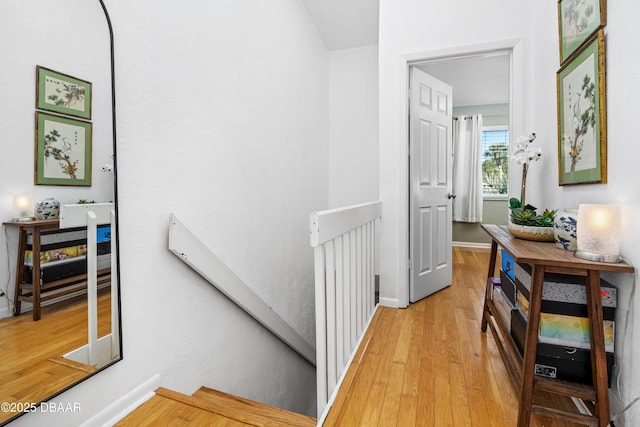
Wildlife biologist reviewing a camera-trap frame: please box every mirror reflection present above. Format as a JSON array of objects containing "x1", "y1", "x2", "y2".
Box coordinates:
[{"x1": 0, "y1": 0, "x2": 121, "y2": 424}]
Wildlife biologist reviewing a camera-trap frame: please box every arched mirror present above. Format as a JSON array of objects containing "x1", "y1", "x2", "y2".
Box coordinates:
[{"x1": 0, "y1": 0, "x2": 121, "y2": 424}]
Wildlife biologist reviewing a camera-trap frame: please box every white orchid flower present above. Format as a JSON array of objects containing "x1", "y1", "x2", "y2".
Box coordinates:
[
  {"x1": 511, "y1": 132, "x2": 542, "y2": 165},
  {"x1": 515, "y1": 134, "x2": 534, "y2": 145}
]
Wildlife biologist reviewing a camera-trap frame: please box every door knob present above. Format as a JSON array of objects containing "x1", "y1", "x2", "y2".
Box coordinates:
[{"x1": 447, "y1": 193, "x2": 456, "y2": 199}]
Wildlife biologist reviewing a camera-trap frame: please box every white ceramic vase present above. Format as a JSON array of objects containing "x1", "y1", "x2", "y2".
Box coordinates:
[
  {"x1": 553, "y1": 209, "x2": 578, "y2": 251},
  {"x1": 35, "y1": 198, "x2": 60, "y2": 220}
]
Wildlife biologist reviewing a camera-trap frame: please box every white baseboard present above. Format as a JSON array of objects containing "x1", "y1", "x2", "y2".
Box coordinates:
[
  {"x1": 0, "y1": 304, "x2": 10, "y2": 320},
  {"x1": 453, "y1": 241, "x2": 492, "y2": 249},
  {"x1": 79, "y1": 373, "x2": 160, "y2": 427},
  {"x1": 378, "y1": 297, "x2": 400, "y2": 308}
]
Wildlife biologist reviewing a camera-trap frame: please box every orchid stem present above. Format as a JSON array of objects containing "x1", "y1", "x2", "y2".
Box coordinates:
[{"x1": 521, "y1": 163, "x2": 528, "y2": 208}]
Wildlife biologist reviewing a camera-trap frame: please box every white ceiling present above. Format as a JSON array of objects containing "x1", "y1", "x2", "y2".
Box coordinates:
[
  {"x1": 302, "y1": 1, "x2": 509, "y2": 107},
  {"x1": 417, "y1": 53, "x2": 511, "y2": 107},
  {"x1": 302, "y1": 0, "x2": 379, "y2": 50}
]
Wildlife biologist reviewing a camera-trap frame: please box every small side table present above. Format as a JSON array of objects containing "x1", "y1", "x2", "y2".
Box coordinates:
[
  {"x1": 4, "y1": 219, "x2": 60, "y2": 321},
  {"x1": 480, "y1": 224, "x2": 634, "y2": 427}
]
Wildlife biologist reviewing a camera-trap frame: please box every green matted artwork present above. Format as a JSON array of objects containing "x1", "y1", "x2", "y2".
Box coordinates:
[
  {"x1": 35, "y1": 112, "x2": 92, "y2": 186},
  {"x1": 36, "y1": 66, "x2": 92, "y2": 120},
  {"x1": 558, "y1": 0, "x2": 606, "y2": 65},
  {"x1": 557, "y1": 29, "x2": 606, "y2": 186}
]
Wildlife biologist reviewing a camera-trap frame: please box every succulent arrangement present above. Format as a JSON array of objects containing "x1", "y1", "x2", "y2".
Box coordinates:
[{"x1": 509, "y1": 198, "x2": 556, "y2": 227}]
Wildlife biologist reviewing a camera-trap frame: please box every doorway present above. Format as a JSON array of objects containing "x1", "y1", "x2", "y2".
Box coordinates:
[{"x1": 405, "y1": 43, "x2": 520, "y2": 306}]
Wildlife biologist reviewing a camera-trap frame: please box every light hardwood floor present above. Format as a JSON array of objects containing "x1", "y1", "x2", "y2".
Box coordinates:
[
  {"x1": 0, "y1": 289, "x2": 112, "y2": 425},
  {"x1": 323, "y1": 247, "x2": 583, "y2": 426}
]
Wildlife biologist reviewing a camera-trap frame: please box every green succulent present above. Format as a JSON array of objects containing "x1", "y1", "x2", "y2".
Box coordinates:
[{"x1": 509, "y1": 198, "x2": 556, "y2": 227}]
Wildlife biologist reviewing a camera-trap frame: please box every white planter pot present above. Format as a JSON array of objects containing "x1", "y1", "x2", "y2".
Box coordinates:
[{"x1": 507, "y1": 219, "x2": 555, "y2": 242}]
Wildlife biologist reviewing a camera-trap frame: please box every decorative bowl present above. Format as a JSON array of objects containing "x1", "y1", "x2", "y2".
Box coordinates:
[{"x1": 507, "y1": 221, "x2": 555, "y2": 242}]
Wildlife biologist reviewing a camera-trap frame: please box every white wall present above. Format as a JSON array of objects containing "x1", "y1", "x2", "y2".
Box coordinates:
[
  {"x1": 379, "y1": 0, "x2": 532, "y2": 306},
  {"x1": 380, "y1": 0, "x2": 640, "y2": 424},
  {"x1": 329, "y1": 45, "x2": 379, "y2": 208},
  {"x1": 10, "y1": 0, "x2": 328, "y2": 425},
  {"x1": 0, "y1": 0, "x2": 115, "y2": 316}
]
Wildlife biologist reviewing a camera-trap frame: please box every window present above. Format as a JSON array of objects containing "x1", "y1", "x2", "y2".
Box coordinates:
[{"x1": 481, "y1": 126, "x2": 509, "y2": 197}]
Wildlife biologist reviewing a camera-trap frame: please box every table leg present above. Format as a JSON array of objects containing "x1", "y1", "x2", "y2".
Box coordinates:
[
  {"x1": 12, "y1": 228, "x2": 27, "y2": 316},
  {"x1": 517, "y1": 264, "x2": 545, "y2": 427},
  {"x1": 481, "y1": 240, "x2": 498, "y2": 332},
  {"x1": 586, "y1": 270, "x2": 610, "y2": 426},
  {"x1": 32, "y1": 228, "x2": 42, "y2": 321}
]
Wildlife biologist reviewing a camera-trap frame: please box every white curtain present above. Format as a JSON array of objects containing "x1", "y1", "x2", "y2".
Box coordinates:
[{"x1": 452, "y1": 115, "x2": 483, "y2": 222}]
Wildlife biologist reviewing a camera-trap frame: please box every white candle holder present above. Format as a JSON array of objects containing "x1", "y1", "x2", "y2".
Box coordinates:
[{"x1": 575, "y1": 204, "x2": 622, "y2": 263}]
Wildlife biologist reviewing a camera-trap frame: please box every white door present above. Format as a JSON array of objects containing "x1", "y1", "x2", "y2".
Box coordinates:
[{"x1": 409, "y1": 67, "x2": 453, "y2": 303}]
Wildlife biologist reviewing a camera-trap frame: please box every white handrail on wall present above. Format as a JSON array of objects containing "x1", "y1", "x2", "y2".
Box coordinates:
[
  {"x1": 59, "y1": 203, "x2": 118, "y2": 367},
  {"x1": 168, "y1": 213, "x2": 316, "y2": 366},
  {"x1": 310, "y1": 200, "x2": 381, "y2": 421}
]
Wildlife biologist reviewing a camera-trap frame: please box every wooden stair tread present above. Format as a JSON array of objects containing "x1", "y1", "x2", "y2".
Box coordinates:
[
  {"x1": 193, "y1": 386, "x2": 316, "y2": 426},
  {"x1": 115, "y1": 394, "x2": 247, "y2": 426},
  {"x1": 116, "y1": 387, "x2": 316, "y2": 427}
]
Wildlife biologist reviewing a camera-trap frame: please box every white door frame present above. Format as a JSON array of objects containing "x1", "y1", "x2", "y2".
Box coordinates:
[{"x1": 395, "y1": 38, "x2": 524, "y2": 308}]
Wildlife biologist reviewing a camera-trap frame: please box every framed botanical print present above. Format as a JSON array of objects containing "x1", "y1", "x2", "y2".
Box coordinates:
[
  {"x1": 35, "y1": 112, "x2": 92, "y2": 186},
  {"x1": 36, "y1": 66, "x2": 92, "y2": 120},
  {"x1": 558, "y1": 0, "x2": 606, "y2": 65},
  {"x1": 557, "y1": 29, "x2": 606, "y2": 186}
]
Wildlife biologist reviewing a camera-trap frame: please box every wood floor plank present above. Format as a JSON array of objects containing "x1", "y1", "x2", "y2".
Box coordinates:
[
  {"x1": 433, "y1": 355, "x2": 455, "y2": 426},
  {"x1": 376, "y1": 361, "x2": 404, "y2": 427},
  {"x1": 455, "y1": 307, "x2": 482, "y2": 391},
  {"x1": 415, "y1": 356, "x2": 435, "y2": 426},
  {"x1": 467, "y1": 385, "x2": 494, "y2": 427},
  {"x1": 358, "y1": 383, "x2": 386, "y2": 426},
  {"x1": 333, "y1": 352, "x2": 382, "y2": 426},
  {"x1": 391, "y1": 305, "x2": 414, "y2": 364},
  {"x1": 395, "y1": 394, "x2": 417, "y2": 427},
  {"x1": 449, "y1": 361, "x2": 473, "y2": 426},
  {"x1": 401, "y1": 309, "x2": 422, "y2": 397}
]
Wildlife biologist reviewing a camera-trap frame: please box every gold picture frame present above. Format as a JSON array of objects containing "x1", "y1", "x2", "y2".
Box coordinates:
[
  {"x1": 36, "y1": 66, "x2": 92, "y2": 120},
  {"x1": 557, "y1": 29, "x2": 606, "y2": 186},
  {"x1": 35, "y1": 112, "x2": 92, "y2": 186},
  {"x1": 558, "y1": 0, "x2": 606, "y2": 65}
]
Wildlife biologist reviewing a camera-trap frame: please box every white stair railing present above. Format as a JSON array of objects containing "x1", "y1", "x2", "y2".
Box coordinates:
[
  {"x1": 60, "y1": 202, "x2": 119, "y2": 367},
  {"x1": 168, "y1": 214, "x2": 316, "y2": 366},
  {"x1": 310, "y1": 200, "x2": 381, "y2": 421}
]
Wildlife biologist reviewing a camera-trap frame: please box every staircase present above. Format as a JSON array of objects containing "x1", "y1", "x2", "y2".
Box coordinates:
[{"x1": 116, "y1": 386, "x2": 316, "y2": 426}]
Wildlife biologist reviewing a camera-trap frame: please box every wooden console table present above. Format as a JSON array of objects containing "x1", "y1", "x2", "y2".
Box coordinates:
[
  {"x1": 480, "y1": 224, "x2": 634, "y2": 427},
  {"x1": 4, "y1": 219, "x2": 110, "y2": 321}
]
